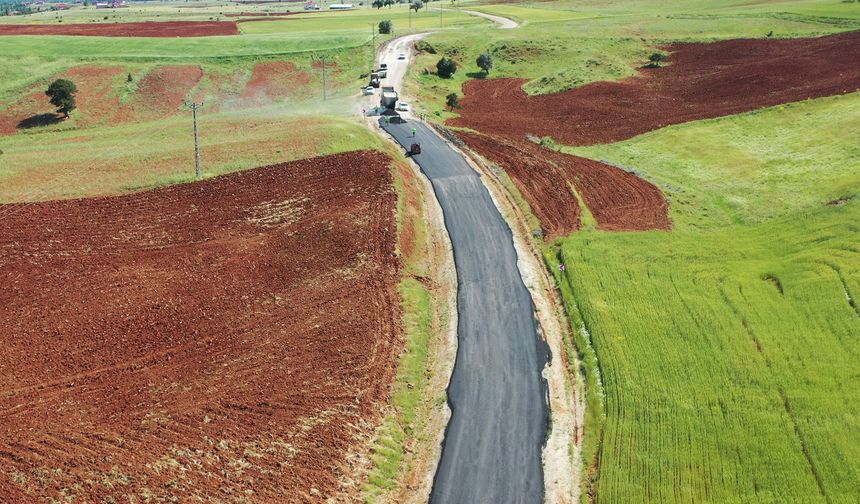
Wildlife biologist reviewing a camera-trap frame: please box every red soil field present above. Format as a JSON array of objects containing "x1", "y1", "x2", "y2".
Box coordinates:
[
  {"x1": 452, "y1": 30, "x2": 860, "y2": 146},
  {"x1": 0, "y1": 21, "x2": 239, "y2": 37},
  {"x1": 459, "y1": 131, "x2": 668, "y2": 238},
  {"x1": 225, "y1": 11, "x2": 298, "y2": 16},
  {"x1": 451, "y1": 30, "x2": 860, "y2": 236},
  {"x1": 0, "y1": 65, "x2": 124, "y2": 135},
  {"x1": 240, "y1": 61, "x2": 312, "y2": 103},
  {"x1": 119, "y1": 65, "x2": 204, "y2": 120},
  {"x1": 0, "y1": 151, "x2": 402, "y2": 502}
]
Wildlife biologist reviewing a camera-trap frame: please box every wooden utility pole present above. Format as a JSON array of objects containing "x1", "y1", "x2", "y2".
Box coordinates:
[{"x1": 189, "y1": 102, "x2": 203, "y2": 178}]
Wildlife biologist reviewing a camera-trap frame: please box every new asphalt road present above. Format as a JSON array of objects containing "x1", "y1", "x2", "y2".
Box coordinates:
[{"x1": 381, "y1": 119, "x2": 549, "y2": 503}]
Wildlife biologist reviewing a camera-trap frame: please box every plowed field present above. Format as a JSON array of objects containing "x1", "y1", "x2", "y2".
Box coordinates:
[
  {"x1": 459, "y1": 131, "x2": 668, "y2": 238},
  {"x1": 0, "y1": 151, "x2": 401, "y2": 502},
  {"x1": 0, "y1": 21, "x2": 239, "y2": 37},
  {"x1": 451, "y1": 30, "x2": 860, "y2": 236},
  {"x1": 452, "y1": 30, "x2": 860, "y2": 146}
]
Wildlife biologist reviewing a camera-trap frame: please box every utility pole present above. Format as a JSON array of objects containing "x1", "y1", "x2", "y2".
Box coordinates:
[
  {"x1": 189, "y1": 101, "x2": 203, "y2": 178},
  {"x1": 440, "y1": 4, "x2": 442, "y2": 27},
  {"x1": 408, "y1": 1, "x2": 411, "y2": 29},
  {"x1": 321, "y1": 55, "x2": 327, "y2": 101}
]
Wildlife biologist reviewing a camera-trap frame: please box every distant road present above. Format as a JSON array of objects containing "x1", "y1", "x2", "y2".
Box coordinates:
[
  {"x1": 379, "y1": 119, "x2": 548, "y2": 503},
  {"x1": 461, "y1": 9, "x2": 519, "y2": 29}
]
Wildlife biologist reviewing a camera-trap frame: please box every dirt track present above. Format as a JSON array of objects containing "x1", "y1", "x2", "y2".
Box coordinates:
[
  {"x1": 450, "y1": 30, "x2": 860, "y2": 236},
  {"x1": 452, "y1": 30, "x2": 860, "y2": 146},
  {"x1": 0, "y1": 151, "x2": 401, "y2": 502},
  {"x1": 0, "y1": 21, "x2": 239, "y2": 37}
]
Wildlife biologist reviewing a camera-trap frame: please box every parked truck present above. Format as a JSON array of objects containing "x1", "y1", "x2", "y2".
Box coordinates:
[{"x1": 380, "y1": 86, "x2": 398, "y2": 109}]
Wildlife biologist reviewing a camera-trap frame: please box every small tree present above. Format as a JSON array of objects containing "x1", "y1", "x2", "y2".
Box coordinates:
[
  {"x1": 378, "y1": 19, "x2": 392, "y2": 33},
  {"x1": 45, "y1": 79, "x2": 77, "y2": 118},
  {"x1": 410, "y1": 0, "x2": 423, "y2": 12},
  {"x1": 476, "y1": 52, "x2": 493, "y2": 75},
  {"x1": 372, "y1": 0, "x2": 383, "y2": 8},
  {"x1": 648, "y1": 52, "x2": 667, "y2": 63},
  {"x1": 127, "y1": 73, "x2": 133, "y2": 82},
  {"x1": 384, "y1": 0, "x2": 394, "y2": 7},
  {"x1": 446, "y1": 92, "x2": 459, "y2": 110},
  {"x1": 436, "y1": 57, "x2": 457, "y2": 78}
]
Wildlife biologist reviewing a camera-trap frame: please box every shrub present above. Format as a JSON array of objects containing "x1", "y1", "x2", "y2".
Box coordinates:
[
  {"x1": 378, "y1": 19, "x2": 392, "y2": 34},
  {"x1": 415, "y1": 40, "x2": 436, "y2": 54},
  {"x1": 446, "y1": 92, "x2": 459, "y2": 110},
  {"x1": 436, "y1": 57, "x2": 457, "y2": 79}
]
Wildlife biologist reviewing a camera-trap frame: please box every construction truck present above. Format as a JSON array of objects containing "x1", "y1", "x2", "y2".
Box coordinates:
[{"x1": 381, "y1": 86, "x2": 398, "y2": 109}]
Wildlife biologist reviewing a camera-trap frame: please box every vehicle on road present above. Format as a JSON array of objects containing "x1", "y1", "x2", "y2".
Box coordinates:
[
  {"x1": 409, "y1": 143, "x2": 421, "y2": 155},
  {"x1": 362, "y1": 86, "x2": 374, "y2": 96},
  {"x1": 380, "y1": 63, "x2": 388, "y2": 71},
  {"x1": 398, "y1": 53, "x2": 406, "y2": 60},
  {"x1": 369, "y1": 72, "x2": 380, "y2": 88},
  {"x1": 396, "y1": 101, "x2": 410, "y2": 112},
  {"x1": 378, "y1": 69, "x2": 387, "y2": 79},
  {"x1": 381, "y1": 86, "x2": 399, "y2": 109}
]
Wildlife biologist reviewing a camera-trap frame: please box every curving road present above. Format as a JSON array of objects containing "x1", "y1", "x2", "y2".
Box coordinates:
[
  {"x1": 374, "y1": 30, "x2": 547, "y2": 501},
  {"x1": 369, "y1": 26, "x2": 547, "y2": 502},
  {"x1": 461, "y1": 9, "x2": 520, "y2": 29},
  {"x1": 380, "y1": 118, "x2": 549, "y2": 504}
]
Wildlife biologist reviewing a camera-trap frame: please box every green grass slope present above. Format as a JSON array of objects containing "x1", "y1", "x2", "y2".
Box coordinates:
[{"x1": 547, "y1": 93, "x2": 860, "y2": 502}]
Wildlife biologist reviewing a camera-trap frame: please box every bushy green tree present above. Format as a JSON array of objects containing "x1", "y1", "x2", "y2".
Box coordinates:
[
  {"x1": 378, "y1": 19, "x2": 392, "y2": 33},
  {"x1": 410, "y1": 0, "x2": 423, "y2": 12},
  {"x1": 477, "y1": 52, "x2": 494, "y2": 75},
  {"x1": 372, "y1": 0, "x2": 383, "y2": 8},
  {"x1": 446, "y1": 92, "x2": 459, "y2": 110},
  {"x1": 436, "y1": 57, "x2": 457, "y2": 78},
  {"x1": 45, "y1": 79, "x2": 77, "y2": 118}
]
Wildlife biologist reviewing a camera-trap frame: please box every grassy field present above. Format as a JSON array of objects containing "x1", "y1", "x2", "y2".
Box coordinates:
[
  {"x1": 565, "y1": 93, "x2": 860, "y2": 229},
  {"x1": 0, "y1": 107, "x2": 380, "y2": 201},
  {"x1": 543, "y1": 93, "x2": 860, "y2": 502}
]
